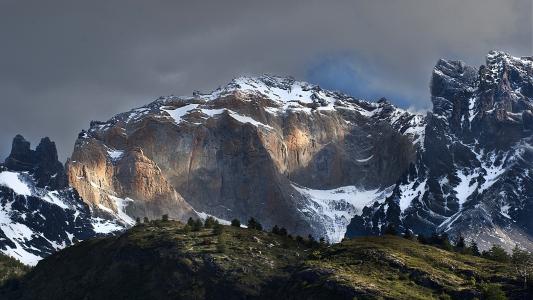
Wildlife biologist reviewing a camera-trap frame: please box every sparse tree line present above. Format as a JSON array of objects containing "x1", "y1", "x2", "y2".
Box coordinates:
[
  {"x1": 385, "y1": 224, "x2": 533, "y2": 290},
  {"x1": 135, "y1": 215, "x2": 328, "y2": 248}
]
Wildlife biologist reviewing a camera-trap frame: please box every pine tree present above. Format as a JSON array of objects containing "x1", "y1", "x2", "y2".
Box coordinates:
[
  {"x1": 204, "y1": 216, "x2": 217, "y2": 228},
  {"x1": 247, "y1": 218, "x2": 263, "y2": 231},
  {"x1": 161, "y1": 214, "x2": 169, "y2": 222},
  {"x1": 143, "y1": 217, "x2": 149, "y2": 224},
  {"x1": 403, "y1": 228, "x2": 413, "y2": 240},
  {"x1": 482, "y1": 245, "x2": 510, "y2": 263},
  {"x1": 383, "y1": 224, "x2": 397, "y2": 235},
  {"x1": 417, "y1": 234, "x2": 427, "y2": 244},
  {"x1": 231, "y1": 219, "x2": 241, "y2": 227},
  {"x1": 271, "y1": 225, "x2": 280, "y2": 235},
  {"x1": 135, "y1": 217, "x2": 141, "y2": 224},
  {"x1": 279, "y1": 227, "x2": 288, "y2": 237},
  {"x1": 455, "y1": 235, "x2": 466, "y2": 252},
  {"x1": 192, "y1": 219, "x2": 203, "y2": 231},
  {"x1": 213, "y1": 222, "x2": 224, "y2": 236},
  {"x1": 469, "y1": 241, "x2": 481, "y2": 256},
  {"x1": 187, "y1": 217, "x2": 195, "y2": 227}
]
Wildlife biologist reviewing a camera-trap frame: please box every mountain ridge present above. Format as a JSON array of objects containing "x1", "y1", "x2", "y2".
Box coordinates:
[{"x1": 1, "y1": 50, "x2": 532, "y2": 266}]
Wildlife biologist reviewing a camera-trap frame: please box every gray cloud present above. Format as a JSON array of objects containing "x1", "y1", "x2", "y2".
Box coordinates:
[{"x1": 0, "y1": 0, "x2": 531, "y2": 160}]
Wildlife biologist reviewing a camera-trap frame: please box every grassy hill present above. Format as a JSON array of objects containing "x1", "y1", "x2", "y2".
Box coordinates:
[{"x1": 0, "y1": 220, "x2": 528, "y2": 299}]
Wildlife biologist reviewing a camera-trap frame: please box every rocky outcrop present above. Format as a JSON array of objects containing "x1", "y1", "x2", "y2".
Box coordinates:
[
  {"x1": 0, "y1": 136, "x2": 124, "y2": 265},
  {"x1": 346, "y1": 51, "x2": 533, "y2": 252},
  {"x1": 4, "y1": 135, "x2": 67, "y2": 190},
  {"x1": 67, "y1": 75, "x2": 424, "y2": 240}
]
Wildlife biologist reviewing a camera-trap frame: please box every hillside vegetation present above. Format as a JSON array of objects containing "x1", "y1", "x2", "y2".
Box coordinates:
[{"x1": 0, "y1": 220, "x2": 529, "y2": 299}]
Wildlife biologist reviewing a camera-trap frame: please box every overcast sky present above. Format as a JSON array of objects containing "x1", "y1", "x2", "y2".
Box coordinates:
[{"x1": 0, "y1": 0, "x2": 531, "y2": 161}]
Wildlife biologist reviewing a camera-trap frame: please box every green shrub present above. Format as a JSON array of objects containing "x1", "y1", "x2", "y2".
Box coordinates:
[
  {"x1": 213, "y1": 223, "x2": 224, "y2": 235},
  {"x1": 482, "y1": 245, "x2": 510, "y2": 263},
  {"x1": 480, "y1": 283, "x2": 507, "y2": 300},
  {"x1": 231, "y1": 219, "x2": 241, "y2": 227},
  {"x1": 192, "y1": 219, "x2": 203, "y2": 231},
  {"x1": 247, "y1": 218, "x2": 262, "y2": 231},
  {"x1": 217, "y1": 236, "x2": 227, "y2": 253},
  {"x1": 204, "y1": 216, "x2": 217, "y2": 228},
  {"x1": 439, "y1": 293, "x2": 452, "y2": 300}
]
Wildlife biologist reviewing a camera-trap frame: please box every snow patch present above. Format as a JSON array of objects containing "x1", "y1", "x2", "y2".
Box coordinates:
[
  {"x1": 91, "y1": 217, "x2": 124, "y2": 234},
  {"x1": 356, "y1": 155, "x2": 374, "y2": 163},
  {"x1": 42, "y1": 191, "x2": 70, "y2": 210},
  {"x1": 107, "y1": 149, "x2": 124, "y2": 161},
  {"x1": 455, "y1": 171, "x2": 478, "y2": 207},
  {"x1": 0, "y1": 172, "x2": 32, "y2": 196},
  {"x1": 162, "y1": 103, "x2": 200, "y2": 124},
  {"x1": 293, "y1": 184, "x2": 389, "y2": 243},
  {"x1": 196, "y1": 211, "x2": 231, "y2": 225}
]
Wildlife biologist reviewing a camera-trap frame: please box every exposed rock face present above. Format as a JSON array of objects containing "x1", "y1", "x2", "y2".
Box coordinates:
[
  {"x1": 4, "y1": 51, "x2": 532, "y2": 263},
  {"x1": 4, "y1": 135, "x2": 67, "y2": 190},
  {"x1": 346, "y1": 51, "x2": 533, "y2": 251},
  {"x1": 67, "y1": 76, "x2": 424, "y2": 240},
  {"x1": 0, "y1": 136, "x2": 124, "y2": 265}
]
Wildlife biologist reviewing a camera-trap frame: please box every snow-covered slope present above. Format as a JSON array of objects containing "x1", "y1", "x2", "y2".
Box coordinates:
[
  {"x1": 346, "y1": 51, "x2": 533, "y2": 252},
  {"x1": 0, "y1": 136, "x2": 125, "y2": 265}
]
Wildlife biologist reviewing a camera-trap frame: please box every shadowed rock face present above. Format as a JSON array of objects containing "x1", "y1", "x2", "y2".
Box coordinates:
[
  {"x1": 4, "y1": 135, "x2": 67, "y2": 190},
  {"x1": 347, "y1": 51, "x2": 533, "y2": 252},
  {"x1": 0, "y1": 136, "x2": 123, "y2": 265},
  {"x1": 67, "y1": 76, "x2": 424, "y2": 240}
]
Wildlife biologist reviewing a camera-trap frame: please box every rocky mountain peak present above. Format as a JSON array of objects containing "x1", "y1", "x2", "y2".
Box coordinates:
[
  {"x1": 4, "y1": 135, "x2": 35, "y2": 171},
  {"x1": 3, "y1": 135, "x2": 67, "y2": 190}
]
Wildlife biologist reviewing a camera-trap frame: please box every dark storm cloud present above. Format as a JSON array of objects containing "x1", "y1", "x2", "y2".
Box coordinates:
[{"x1": 0, "y1": 0, "x2": 531, "y2": 160}]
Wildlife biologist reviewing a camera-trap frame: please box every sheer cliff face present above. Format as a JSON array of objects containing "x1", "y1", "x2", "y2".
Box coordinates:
[
  {"x1": 0, "y1": 135, "x2": 124, "y2": 265},
  {"x1": 347, "y1": 51, "x2": 533, "y2": 251},
  {"x1": 67, "y1": 76, "x2": 424, "y2": 240}
]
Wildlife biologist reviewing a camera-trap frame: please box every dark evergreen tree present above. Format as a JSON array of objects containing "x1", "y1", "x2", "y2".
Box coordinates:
[
  {"x1": 192, "y1": 219, "x2": 203, "y2": 231},
  {"x1": 231, "y1": 219, "x2": 241, "y2": 227},
  {"x1": 279, "y1": 227, "x2": 288, "y2": 237},
  {"x1": 187, "y1": 217, "x2": 195, "y2": 227},
  {"x1": 482, "y1": 245, "x2": 510, "y2": 263},
  {"x1": 271, "y1": 225, "x2": 280, "y2": 235},
  {"x1": 213, "y1": 222, "x2": 224, "y2": 235},
  {"x1": 247, "y1": 218, "x2": 263, "y2": 231},
  {"x1": 204, "y1": 216, "x2": 217, "y2": 228},
  {"x1": 455, "y1": 235, "x2": 466, "y2": 252},
  {"x1": 161, "y1": 214, "x2": 169, "y2": 222},
  {"x1": 383, "y1": 223, "x2": 397, "y2": 235},
  {"x1": 403, "y1": 228, "x2": 413, "y2": 240},
  {"x1": 417, "y1": 234, "x2": 428, "y2": 244},
  {"x1": 469, "y1": 241, "x2": 480, "y2": 256}
]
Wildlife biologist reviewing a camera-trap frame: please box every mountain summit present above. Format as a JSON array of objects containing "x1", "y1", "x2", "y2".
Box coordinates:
[
  {"x1": 66, "y1": 74, "x2": 424, "y2": 243},
  {"x1": 1, "y1": 51, "x2": 532, "y2": 266},
  {"x1": 347, "y1": 51, "x2": 533, "y2": 251}
]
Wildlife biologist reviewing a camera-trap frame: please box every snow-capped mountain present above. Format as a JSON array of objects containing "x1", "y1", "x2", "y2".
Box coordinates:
[
  {"x1": 67, "y1": 74, "x2": 424, "y2": 242},
  {"x1": 346, "y1": 51, "x2": 533, "y2": 251},
  {"x1": 0, "y1": 135, "x2": 125, "y2": 265},
  {"x1": 3, "y1": 50, "x2": 530, "y2": 265}
]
